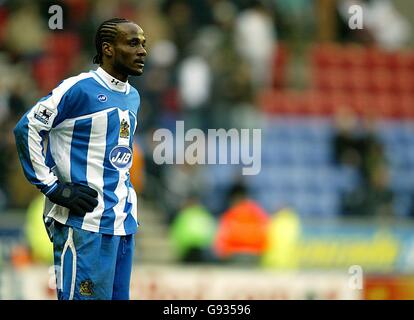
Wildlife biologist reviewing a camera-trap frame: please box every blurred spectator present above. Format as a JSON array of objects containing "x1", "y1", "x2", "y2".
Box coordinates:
[
  {"x1": 0, "y1": 116, "x2": 15, "y2": 207},
  {"x1": 4, "y1": 2, "x2": 47, "y2": 59},
  {"x1": 332, "y1": 107, "x2": 386, "y2": 183},
  {"x1": 333, "y1": 108, "x2": 394, "y2": 217},
  {"x1": 213, "y1": 181, "x2": 269, "y2": 262},
  {"x1": 223, "y1": 179, "x2": 250, "y2": 210},
  {"x1": 134, "y1": 0, "x2": 171, "y2": 49},
  {"x1": 139, "y1": 128, "x2": 167, "y2": 204},
  {"x1": 335, "y1": 0, "x2": 375, "y2": 44},
  {"x1": 206, "y1": 14, "x2": 257, "y2": 130},
  {"x1": 274, "y1": 0, "x2": 315, "y2": 46},
  {"x1": 341, "y1": 163, "x2": 395, "y2": 217},
  {"x1": 169, "y1": 198, "x2": 216, "y2": 263},
  {"x1": 234, "y1": 1, "x2": 276, "y2": 89},
  {"x1": 25, "y1": 195, "x2": 53, "y2": 264},
  {"x1": 161, "y1": 0, "x2": 197, "y2": 59},
  {"x1": 162, "y1": 163, "x2": 208, "y2": 223},
  {"x1": 7, "y1": 84, "x2": 26, "y2": 120},
  {"x1": 129, "y1": 140, "x2": 145, "y2": 195},
  {"x1": 262, "y1": 207, "x2": 301, "y2": 269},
  {"x1": 131, "y1": 39, "x2": 179, "y2": 133},
  {"x1": 178, "y1": 55, "x2": 212, "y2": 130},
  {"x1": 333, "y1": 107, "x2": 360, "y2": 165},
  {"x1": 336, "y1": 0, "x2": 411, "y2": 50},
  {"x1": 363, "y1": 0, "x2": 411, "y2": 50}
]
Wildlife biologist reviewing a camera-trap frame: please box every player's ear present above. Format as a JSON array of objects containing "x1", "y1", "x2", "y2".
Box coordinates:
[{"x1": 102, "y1": 42, "x2": 113, "y2": 59}]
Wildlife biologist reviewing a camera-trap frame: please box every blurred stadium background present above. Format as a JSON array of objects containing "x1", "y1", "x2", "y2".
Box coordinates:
[{"x1": 1, "y1": 0, "x2": 414, "y2": 300}]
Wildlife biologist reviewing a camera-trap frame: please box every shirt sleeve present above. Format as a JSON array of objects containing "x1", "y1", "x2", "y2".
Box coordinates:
[{"x1": 13, "y1": 81, "x2": 73, "y2": 195}]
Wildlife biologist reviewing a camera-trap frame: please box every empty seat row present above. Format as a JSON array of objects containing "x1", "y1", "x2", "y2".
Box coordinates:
[
  {"x1": 259, "y1": 90, "x2": 414, "y2": 119},
  {"x1": 312, "y1": 68, "x2": 414, "y2": 94},
  {"x1": 205, "y1": 114, "x2": 414, "y2": 218},
  {"x1": 311, "y1": 44, "x2": 414, "y2": 71}
]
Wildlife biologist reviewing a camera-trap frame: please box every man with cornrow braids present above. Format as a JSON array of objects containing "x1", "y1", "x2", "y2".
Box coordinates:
[{"x1": 14, "y1": 18, "x2": 147, "y2": 300}]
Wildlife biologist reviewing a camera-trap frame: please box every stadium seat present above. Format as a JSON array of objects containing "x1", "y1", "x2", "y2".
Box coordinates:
[
  {"x1": 365, "y1": 47, "x2": 389, "y2": 70},
  {"x1": 272, "y1": 43, "x2": 289, "y2": 89},
  {"x1": 45, "y1": 32, "x2": 81, "y2": 63},
  {"x1": 394, "y1": 71, "x2": 414, "y2": 94},
  {"x1": 32, "y1": 55, "x2": 68, "y2": 93},
  {"x1": 241, "y1": 43, "x2": 414, "y2": 218},
  {"x1": 345, "y1": 68, "x2": 370, "y2": 93},
  {"x1": 368, "y1": 69, "x2": 394, "y2": 94}
]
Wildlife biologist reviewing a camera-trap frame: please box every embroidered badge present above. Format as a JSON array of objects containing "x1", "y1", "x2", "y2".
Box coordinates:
[
  {"x1": 120, "y1": 119, "x2": 130, "y2": 139},
  {"x1": 79, "y1": 279, "x2": 94, "y2": 296},
  {"x1": 34, "y1": 104, "x2": 55, "y2": 125}
]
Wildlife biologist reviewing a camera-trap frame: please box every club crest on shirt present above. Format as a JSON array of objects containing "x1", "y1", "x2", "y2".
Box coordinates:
[
  {"x1": 34, "y1": 104, "x2": 55, "y2": 125},
  {"x1": 120, "y1": 119, "x2": 130, "y2": 139},
  {"x1": 79, "y1": 279, "x2": 94, "y2": 296}
]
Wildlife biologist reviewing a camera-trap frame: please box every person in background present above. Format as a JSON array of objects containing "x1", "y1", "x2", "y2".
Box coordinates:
[{"x1": 170, "y1": 194, "x2": 216, "y2": 263}]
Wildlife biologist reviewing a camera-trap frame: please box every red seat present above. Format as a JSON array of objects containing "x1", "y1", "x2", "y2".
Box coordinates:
[
  {"x1": 394, "y1": 70, "x2": 414, "y2": 94},
  {"x1": 32, "y1": 55, "x2": 67, "y2": 94},
  {"x1": 0, "y1": 7, "x2": 8, "y2": 45},
  {"x1": 302, "y1": 91, "x2": 324, "y2": 115},
  {"x1": 311, "y1": 43, "x2": 342, "y2": 69},
  {"x1": 272, "y1": 43, "x2": 289, "y2": 88},
  {"x1": 351, "y1": 92, "x2": 370, "y2": 115},
  {"x1": 340, "y1": 45, "x2": 367, "y2": 70},
  {"x1": 398, "y1": 94, "x2": 414, "y2": 119},
  {"x1": 365, "y1": 47, "x2": 388, "y2": 70},
  {"x1": 371, "y1": 93, "x2": 394, "y2": 118},
  {"x1": 45, "y1": 32, "x2": 81, "y2": 61},
  {"x1": 44, "y1": 32, "x2": 81, "y2": 77},
  {"x1": 258, "y1": 90, "x2": 286, "y2": 114},
  {"x1": 405, "y1": 52, "x2": 414, "y2": 71},
  {"x1": 368, "y1": 68, "x2": 394, "y2": 94},
  {"x1": 261, "y1": 43, "x2": 414, "y2": 120},
  {"x1": 385, "y1": 52, "x2": 409, "y2": 71},
  {"x1": 345, "y1": 68, "x2": 370, "y2": 93},
  {"x1": 313, "y1": 67, "x2": 347, "y2": 92}
]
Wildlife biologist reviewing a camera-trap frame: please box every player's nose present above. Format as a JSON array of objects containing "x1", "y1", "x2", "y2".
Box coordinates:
[{"x1": 137, "y1": 47, "x2": 147, "y2": 56}]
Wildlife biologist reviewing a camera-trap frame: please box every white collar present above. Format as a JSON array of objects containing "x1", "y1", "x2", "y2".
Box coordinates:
[{"x1": 94, "y1": 67, "x2": 128, "y2": 93}]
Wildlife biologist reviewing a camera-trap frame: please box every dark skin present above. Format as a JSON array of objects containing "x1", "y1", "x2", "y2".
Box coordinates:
[{"x1": 101, "y1": 22, "x2": 147, "y2": 82}]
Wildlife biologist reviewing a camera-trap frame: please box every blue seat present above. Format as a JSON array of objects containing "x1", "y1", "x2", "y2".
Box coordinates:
[
  {"x1": 377, "y1": 121, "x2": 408, "y2": 146},
  {"x1": 390, "y1": 169, "x2": 414, "y2": 192},
  {"x1": 393, "y1": 193, "x2": 413, "y2": 217},
  {"x1": 250, "y1": 116, "x2": 414, "y2": 218}
]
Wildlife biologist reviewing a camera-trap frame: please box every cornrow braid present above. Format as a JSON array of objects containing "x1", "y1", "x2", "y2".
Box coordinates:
[{"x1": 93, "y1": 18, "x2": 131, "y2": 65}]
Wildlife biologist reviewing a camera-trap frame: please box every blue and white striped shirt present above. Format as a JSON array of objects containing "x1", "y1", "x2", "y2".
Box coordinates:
[{"x1": 14, "y1": 67, "x2": 140, "y2": 235}]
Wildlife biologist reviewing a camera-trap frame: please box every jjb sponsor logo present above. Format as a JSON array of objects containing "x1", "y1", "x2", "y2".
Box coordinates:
[{"x1": 110, "y1": 146, "x2": 133, "y2": 170}]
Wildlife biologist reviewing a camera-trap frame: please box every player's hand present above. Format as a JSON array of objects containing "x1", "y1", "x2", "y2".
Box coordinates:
[{"x1": 47, "y1": 182, "x2": 99, "y2": 216}]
